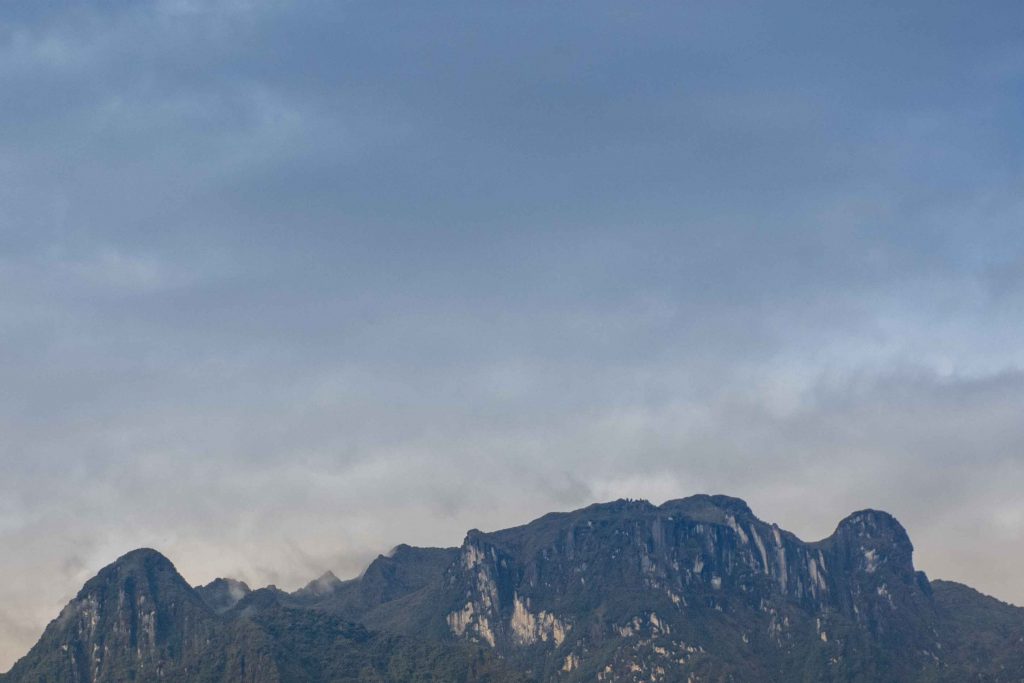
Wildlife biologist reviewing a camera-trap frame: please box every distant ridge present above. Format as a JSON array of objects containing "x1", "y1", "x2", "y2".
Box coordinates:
[{"x1": 4, "y1": 495, "x2": 1023, "y2": 682}]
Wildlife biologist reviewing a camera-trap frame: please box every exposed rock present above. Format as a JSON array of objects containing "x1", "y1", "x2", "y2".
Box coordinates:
[{"x1": 5, "y1": 496, "x2": 1024, "y2": 682}]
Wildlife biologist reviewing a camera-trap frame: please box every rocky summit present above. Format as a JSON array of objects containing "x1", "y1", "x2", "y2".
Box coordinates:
[{"x1": 3, "y1": 495, "x2": 1023, "y2": 682}]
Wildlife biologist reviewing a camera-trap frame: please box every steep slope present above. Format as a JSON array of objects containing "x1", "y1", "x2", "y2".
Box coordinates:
[
  {"x1": 425, "y1": 496, "x2": 947, "y2": 681},
  {"x1": 303, "y1": 495, "x2": 1024, "y2": 682},
  {"x1": 229, "y1": 587, "x2": 525, "y2": 682},
  {"x1": 929, "y1": 580, "x2": 1024, "y2": 679},
  {"x1": 296, "y1": 545, "x2": 459, "y2": 636},
  {"x1": 1, "y1": 549, "x2": 522, "y2": 683},
  {"x1": 196, "y1": 578, "x2": 252, "y2": 614},
  {"x1": 5, "y1": 496, "x2": 1024, "y2": 682},
  {"x1": 0, "y1": 548, "x2": 278, "y2": 682}
]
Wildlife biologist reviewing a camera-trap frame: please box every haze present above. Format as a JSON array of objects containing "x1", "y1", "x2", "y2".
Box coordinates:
[{"x1": 1, "y1": 0, "x2": 1023, "y2": 671}]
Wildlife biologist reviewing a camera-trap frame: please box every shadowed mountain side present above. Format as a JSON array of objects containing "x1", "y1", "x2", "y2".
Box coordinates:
[
  {"x1": 196, "y1": 578, "x2": 252, "y2": 614},
  {"x1": 294, "y1": 495, "x2": 1024, "y2": 682},
  {"x1": 0, "y1": 550, "x2": 524, "y2": 683},
  {"x1": 4, "y1": 496, "x2": 1024, "y2": 682}
]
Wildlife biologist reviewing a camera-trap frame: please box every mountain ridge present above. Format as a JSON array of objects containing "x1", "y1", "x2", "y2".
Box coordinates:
[{"x1": 4, "y1": 495, "x2": 1023, "y2": 682}]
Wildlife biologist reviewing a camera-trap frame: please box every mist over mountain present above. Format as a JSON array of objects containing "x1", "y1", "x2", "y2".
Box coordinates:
[
  {"x1": 4, "y1": 495, "x2": 1022, "y2": 682},
  {"x1": 3, "y1": 0, "x2": 1024, "y2": 674}
]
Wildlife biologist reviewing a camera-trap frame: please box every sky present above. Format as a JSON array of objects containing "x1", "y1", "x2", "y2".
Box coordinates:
[{"x1": 1, "y1": 0, "x2": 1024, "y2": 670}]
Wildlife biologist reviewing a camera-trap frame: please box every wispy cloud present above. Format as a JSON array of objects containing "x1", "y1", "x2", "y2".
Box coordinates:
[{"x1": 1, "y1": 0, "x2": 1022, "y2": 671}]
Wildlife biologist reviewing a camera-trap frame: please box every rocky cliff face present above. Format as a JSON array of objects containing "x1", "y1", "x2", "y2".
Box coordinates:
[
  {"x1": 304, "y1": 495, "x2": 1024, "y2": 682},
  {"x1": 1, "y1": 550, "x2": 518, "y2": 683},
  {"x1": 429, "y1": 496, "x2": 951, "y2": 681},
  {"x1": 5, "y1": 549, "x2": 219, "y2": 681},
  {"x1": 4, "y1": 495, "x2": 1024, "y2": 683}
]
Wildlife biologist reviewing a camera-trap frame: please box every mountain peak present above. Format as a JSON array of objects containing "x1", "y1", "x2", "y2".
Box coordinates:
[
  {"x1": 109, "y1": 546, "x2": 175, "y2": 569},
  {"x1": 4, "y1": 547, "x2": 223, "y2": 682},
  {"x1": 77, "y1": 547, "x2": 191, "y2": 600},
  {"x1": 318, "y1": 569, "x2": 341, "y2": 582},
  {"x1": 559, "y1": 498, "x2": 659, "y2": 519},
  {"x1": 196, "y1": 577, "x2": 251, "y2": 613},
  {"x1": 829, "y1": 508, "x2": 916, "y2": 579},
  {"x1": 836, "y1": 508, "x2": 905, "y2": 532},
  {"x1": 7, "y1": 496, "x2": 1023, "y2": 682},
  {"x1": 293, "y1": 570, "x2": 343, "y2": 599},
  {"x1": 660, "y1": 493, "x2": 755, "y2": 521},
  {"x1": 833, "y1": 509, "x2": 912, "y2": 548}
]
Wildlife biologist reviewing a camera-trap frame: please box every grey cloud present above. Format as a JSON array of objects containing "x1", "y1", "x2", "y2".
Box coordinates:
[{"x1": 1, "y1": 0, "x2": 1023, "y2": 671}]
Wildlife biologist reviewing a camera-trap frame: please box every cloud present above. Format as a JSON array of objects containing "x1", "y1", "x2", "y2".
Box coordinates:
[{"x1": 1, "y1": 0, "x2": 1023, "y2": 671}]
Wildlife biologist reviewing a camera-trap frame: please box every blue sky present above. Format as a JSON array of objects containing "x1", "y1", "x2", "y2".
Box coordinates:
[{"x1": 1, "y1": 0, "x2": 1023, "y2": 669}]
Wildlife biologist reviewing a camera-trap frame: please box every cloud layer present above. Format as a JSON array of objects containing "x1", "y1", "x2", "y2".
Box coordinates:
[{"x1": 1, "y1": 0, "x2": 1023, "y2": 670}]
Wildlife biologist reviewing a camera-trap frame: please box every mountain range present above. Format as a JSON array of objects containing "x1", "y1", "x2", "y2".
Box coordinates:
[{"x1": 3, "y1": 494, "x2": 1023, "y2": 682}]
